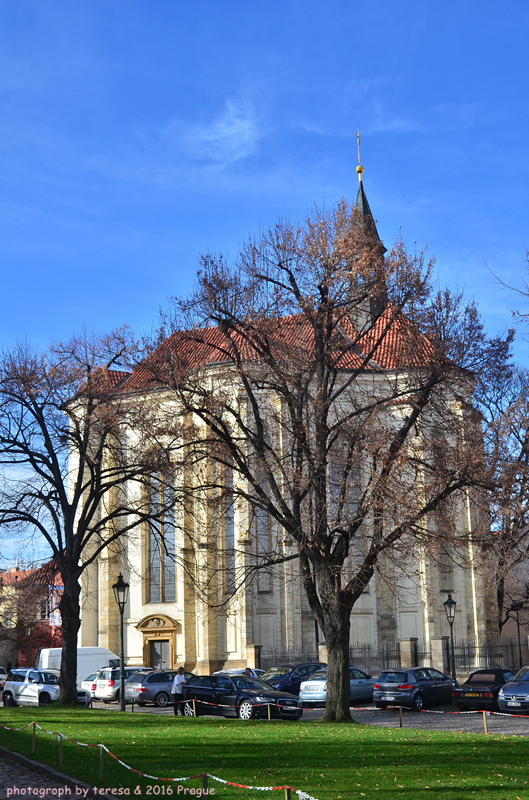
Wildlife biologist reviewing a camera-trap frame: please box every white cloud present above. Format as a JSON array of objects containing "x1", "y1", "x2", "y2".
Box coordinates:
[{"x1": 163, "y1": 99, "x2": 262, "y2": 168}]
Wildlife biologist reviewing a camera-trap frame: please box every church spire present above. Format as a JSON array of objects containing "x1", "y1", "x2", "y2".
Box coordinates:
[{"x1": 354, "y1": 131, "x2": 386, "y2": 252}]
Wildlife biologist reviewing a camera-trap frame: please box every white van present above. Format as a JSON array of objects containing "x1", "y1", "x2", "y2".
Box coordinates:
[{"x1": 37, "y1": 647, "x2": 119, "y2": 688}]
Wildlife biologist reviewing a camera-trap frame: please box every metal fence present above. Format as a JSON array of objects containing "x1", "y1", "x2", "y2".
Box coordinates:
[
  {"x1": 453, "y1": 637, "x2": 529, "y2": 673},
  {"x1": 259, "y1": 636, "x2": 528, "y2": 676},
  {"x1": 349, "y1": 641, "x2": 400, "y2": 674},
  {"x1": 259, "y1": 650, "x2": 319, "y2": 671}
]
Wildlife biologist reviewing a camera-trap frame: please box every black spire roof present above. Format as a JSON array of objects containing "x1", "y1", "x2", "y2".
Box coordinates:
[{"x1": 355, "y1": 178, "x2": 386, "y2": 253}]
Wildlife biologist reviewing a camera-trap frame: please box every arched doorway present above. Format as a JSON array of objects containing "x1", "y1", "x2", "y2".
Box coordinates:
[{"x1": 135, "y1": 615, "x2": 180, "y2": 669}]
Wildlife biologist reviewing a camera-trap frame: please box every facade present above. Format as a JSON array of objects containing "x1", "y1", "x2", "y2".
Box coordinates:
[{"x1": 79, "y1": 177, "x2": 497, "y2": 676}]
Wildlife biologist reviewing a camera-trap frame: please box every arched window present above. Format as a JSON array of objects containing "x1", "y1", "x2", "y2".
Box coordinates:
[{"x1": 148, "y1": 471, "x2": 176, "y2": 603}]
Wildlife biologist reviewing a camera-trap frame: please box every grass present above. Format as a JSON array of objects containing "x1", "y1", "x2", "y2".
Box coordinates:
[{"x1": 0, "y1": 707, "x2": 528, "y2": 799}]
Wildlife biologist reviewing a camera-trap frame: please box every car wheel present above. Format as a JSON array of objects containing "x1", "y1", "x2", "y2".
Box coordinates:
[
  {"x1": 412, "y1": 693, "x2": 424, "y2": 710},
  {"x1": 155, "y1": 691, "x2": 170, "y2": 708},
  {"x1": 375, "y1": 703, "x2": 387, "y2": 709},
  {"x1": 183, "y1": 701, "x2": 197, "y2": 717},
  {"x1": 39, "y1": 693, "x2": 51, "y2": 706},
  {"x1": 3, "y1": 693, "x2": 14, "y2": 707},
  {"x1": 238, "y1": 699, "x2": 254, "y2": 720}
]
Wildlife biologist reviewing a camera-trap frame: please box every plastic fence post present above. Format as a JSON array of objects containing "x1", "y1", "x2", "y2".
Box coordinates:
[
  {"x1": 132, "y1": 699, "x2": 134, "y2": 713},
  {"x1": 58, "y1": 735, "x2": 63, "y2": 769},
  {"x1": 193, "y1": 698, "x2": 196, "y2": 716},
  {"x1": 202, "y1": 775, "x2": 208, "y2": 793},
  {"x1": 285, "y1": 788, "x2": 291, "y2": 800},
  {"x1": 268, "y1": 702, "x2": 271, "y2": 721},
  {"x1": 482, "y1": 711, "x2": 489, "y2": 735},
  {"x1": 31, "y1": 722, "x2": 36, "y2": 755},
  {"x1": 99, "y1": 745, "x2": 104, "y2": 782},
  {"x1": 399, "y1": 707, "x2": 403, "y2": 729}
]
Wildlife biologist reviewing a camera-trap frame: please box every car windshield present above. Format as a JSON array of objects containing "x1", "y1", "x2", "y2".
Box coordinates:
[
  {"x1": 378, "y1": 672, "x2": 409, "y2": 683},
  {"x1": 512, "y1": 666, "x2": 529, "y2": 682},
  {"x1": 233, "y1": 677, "x2": 274, "y2": 691},
  {"x1": 261, "y1": 667, "x2": 292, "y2": 680}
]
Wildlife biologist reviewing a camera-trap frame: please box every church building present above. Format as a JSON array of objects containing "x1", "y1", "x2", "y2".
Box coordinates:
[{"x1": 79, "y1": 164, "x2": 497, "y2": 676}]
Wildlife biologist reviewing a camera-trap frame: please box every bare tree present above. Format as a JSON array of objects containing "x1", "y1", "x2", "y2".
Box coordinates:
[
  {"x1": 0, "y1": 328, "x2": 180, "y2": 702},
  {"x1": 477, "y1": 364, "x2": 529, "y2": 635},
  {"x1": 0, "y1": 562, "x2": 61, "y2": 667},
  {"x1": 136, "y1": 200, "x2": 510, "y2": 721}
]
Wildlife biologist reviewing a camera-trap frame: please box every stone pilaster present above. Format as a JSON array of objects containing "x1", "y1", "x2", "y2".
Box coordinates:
[{"x1": 399, "y1": 637, "x2": 418, "y2": 668}]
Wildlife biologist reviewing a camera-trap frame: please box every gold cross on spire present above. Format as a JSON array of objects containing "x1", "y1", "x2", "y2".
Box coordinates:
[{"x1": 355, "y1": 130, "x2": 364, "y2": 182}]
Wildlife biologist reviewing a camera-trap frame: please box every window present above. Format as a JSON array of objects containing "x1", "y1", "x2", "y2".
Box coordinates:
[
  {"x1": 224, "y1": 465, "x2": 236, "y2": 593},
  {"x1": 148, "y1": 471, "x2": 176, "y2": 603}
]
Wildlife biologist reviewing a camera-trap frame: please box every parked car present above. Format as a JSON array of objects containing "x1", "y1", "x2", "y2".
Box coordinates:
[
  {"x1": 299, "y1": 667, "x2": 376, "y2": 707},
  {"x1": 452, "y1": 668, "x2": 515, "y2": 711},
  {"x1": 183, "y1": 673, "x2": 303, "y2": 720},
  {"x1": 498, "y1": 665, "x2": 529, "y2": 713},
  {"x1": 260, "y1": 663, "x2": 327, "y2": 695},
  {"x1": 373, "y1": 667, "x2": 453, "y2": 710},
  {"x1": 124, "y1": 669, "x2": 195, "y2": 707},
  {"x1": 3, "y1": 668, "x2": 90, "y2": 707},
  {"x1": 213, "y1": 668, "x2": 265, "y2": 678},
  {"x1": 94, "y1": 666, "x2": 151, "y2": 703},
  {"x1": 80, "y1": 670, "x2": 100, "y2": 699}
]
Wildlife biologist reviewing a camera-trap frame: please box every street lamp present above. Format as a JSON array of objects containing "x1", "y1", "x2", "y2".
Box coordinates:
[
  {"x1": 510, "y1": 601, "x2": 524, "y2": 670},
  {"x1": 112, "y1": 573, "x2": 129, "y2": 712},
  {"x1": 443, "y1": 592, "x2": 457, "y2": 683}
]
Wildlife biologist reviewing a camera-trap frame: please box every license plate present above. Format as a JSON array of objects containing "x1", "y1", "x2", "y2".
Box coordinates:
[
  {"x1": 383, "y1": 696, "x2": 395, "y2": 701},
  {"x1": 465, "y1": 692, "x2": 479, "y2": 697},
  {"x1": 507, "y1": 701, "x2": 521, "y2": 707}
]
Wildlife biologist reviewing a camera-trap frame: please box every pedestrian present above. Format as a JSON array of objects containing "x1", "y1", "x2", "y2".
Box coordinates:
[
  {"x1": 244, "y1": 668, "x2": 253, "y2": 677},
  {"x1": 171, "y1": 666, "x2": 187, "y2": 716}
]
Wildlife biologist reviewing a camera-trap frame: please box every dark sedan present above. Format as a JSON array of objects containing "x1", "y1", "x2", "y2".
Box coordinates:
[
  {"x1": 452, "y1": 668, "x2": 515, "y2": 711},
  {"x1": 373, "y1": 667, "x2": 453, "y2": 710},
  {"x1": 498, "y1": 665, "x2": 529, "y2": 713},
  {"x1": 259, "y1": 663, "x2": 327, "y2": 695},
  {"x1": 182, "y1": 673, "x2": 302, "y2": 720}
]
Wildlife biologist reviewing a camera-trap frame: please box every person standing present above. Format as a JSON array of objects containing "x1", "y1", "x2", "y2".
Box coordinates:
[{"x1": 171, "y1": 666, "x2": 187, "y2": 716}]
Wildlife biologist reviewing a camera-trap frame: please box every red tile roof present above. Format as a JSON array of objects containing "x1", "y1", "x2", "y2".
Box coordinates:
[{"x1": 121, "y1": 306, "x2": 434, "y2": 394}]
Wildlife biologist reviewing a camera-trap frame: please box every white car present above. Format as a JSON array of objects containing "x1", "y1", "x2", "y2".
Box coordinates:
[
  {"x1": 3, "y1": 668, "x2": 90, "y2": 707},
  {"x1": 0, "y1": 667, "x2": 7, "y2": 688},
  {"x1": 95, "y1": 666, "x2": 150, "y2": 702},
  {"x1": 80, "y1": 670, "x2": 100, "y2": 698},
  {"x1": 3, "y1": 668, "x2": 61, "y2": 706}
]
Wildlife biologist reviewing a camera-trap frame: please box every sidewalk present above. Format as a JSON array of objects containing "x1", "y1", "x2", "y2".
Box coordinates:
[{"x1": 0, "y1": 751, "x2": 69, "y2": 796}]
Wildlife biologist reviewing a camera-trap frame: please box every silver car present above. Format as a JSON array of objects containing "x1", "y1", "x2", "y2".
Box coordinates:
[
  {"x1": 299, "y1": 667, "x2": 376, "y2": 707},
  {"x1": 125, "y1": 669, "x2": 195, "y2": 707}
]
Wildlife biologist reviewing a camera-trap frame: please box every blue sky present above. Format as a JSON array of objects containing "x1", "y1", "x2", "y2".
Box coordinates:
[{"x1": 1, "y1": 1, "x2": 528, "y2": 360}]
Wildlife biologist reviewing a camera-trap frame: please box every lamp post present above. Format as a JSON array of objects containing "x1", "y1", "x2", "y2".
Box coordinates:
[
  {"x1": 510, "y1": 601, "x2": 524, "y2": 670},
  {"x1": 443, "y1": 592, "x2": 457, "y2": 683},
  {"x1": 112, "y1": 573, "x2": 129, "y2": 712}
]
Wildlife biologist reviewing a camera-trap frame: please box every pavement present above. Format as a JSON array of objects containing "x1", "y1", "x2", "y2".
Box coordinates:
[
  {"x1": 91, "y1": 697, "x2": 529, "y2": 735},
  {"x1": 0, "y1": 749, "x2": 80, "y2": 797}
]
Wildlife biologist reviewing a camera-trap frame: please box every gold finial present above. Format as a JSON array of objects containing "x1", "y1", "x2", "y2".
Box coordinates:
[{"x1": 355, "y1": 130, "x2": 364, "y2": 182}]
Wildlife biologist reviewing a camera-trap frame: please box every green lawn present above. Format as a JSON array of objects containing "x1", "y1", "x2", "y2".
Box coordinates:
[{"x1": 0, "y1": 708, "x2": 527, "y2": 799}]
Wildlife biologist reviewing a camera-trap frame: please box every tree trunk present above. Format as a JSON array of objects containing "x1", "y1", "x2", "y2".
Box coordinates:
[
  {"x1": 58, "y1": 571, "x2": 81, "y2": 704},
  {"x1": 319, "y1": 588, "x2": 353, "y2": 722}
]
